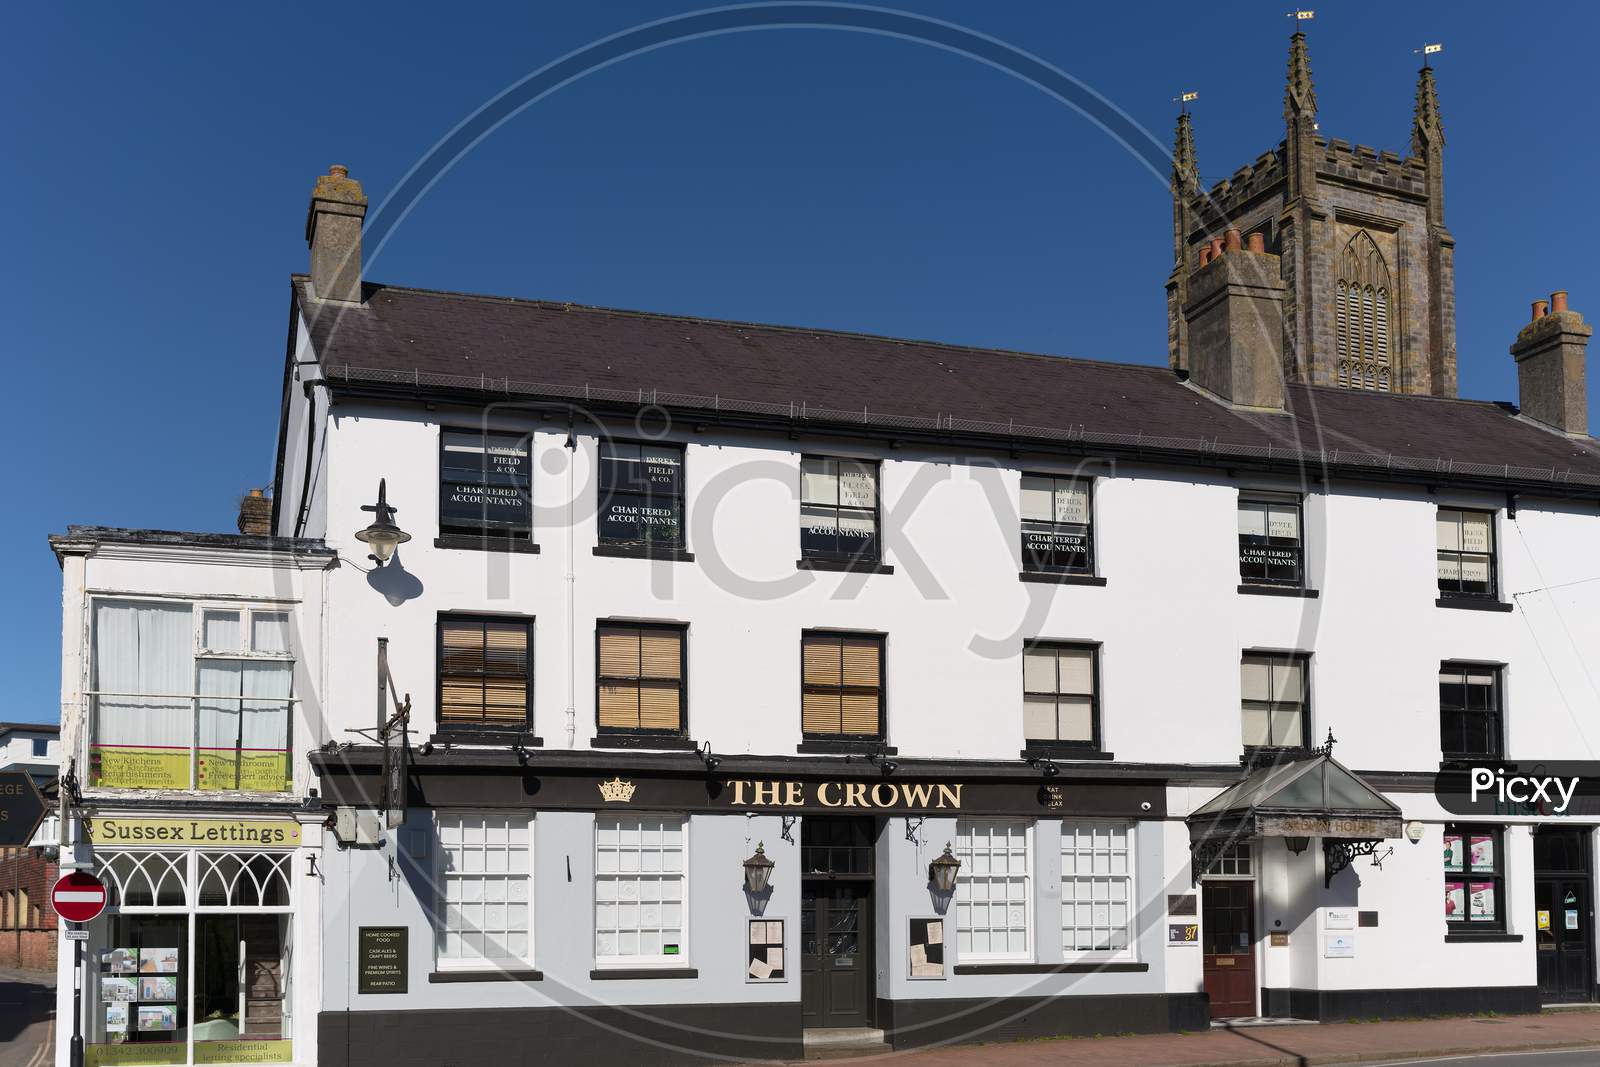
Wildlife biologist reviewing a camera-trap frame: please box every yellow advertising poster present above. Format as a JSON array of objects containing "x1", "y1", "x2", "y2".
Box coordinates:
[
  {"x1": 84, "y1": 817, "x2": 301, "y2": 849},
  {"x1": 197, "y1": 750, "x2": 292, "y2": 793},
  {"x1": 86, "y1": 1044, "x2": 185, "y2": 1067},
  {"x1": 194, "y1": 1040, "x2": 294, "y2": 1064},
  {"x1": 91, "y1": 746, "x2": 190, "y2": 790}
]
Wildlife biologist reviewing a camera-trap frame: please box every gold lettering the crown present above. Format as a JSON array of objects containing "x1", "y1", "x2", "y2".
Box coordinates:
[{"x1": 598, "y1": 777, "x2": 637, "y2": 803}]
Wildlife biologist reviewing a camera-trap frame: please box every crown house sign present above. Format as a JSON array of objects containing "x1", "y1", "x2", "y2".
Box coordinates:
[{"x1": 598, "y1": 777, "x2": 637, "y2": 803}]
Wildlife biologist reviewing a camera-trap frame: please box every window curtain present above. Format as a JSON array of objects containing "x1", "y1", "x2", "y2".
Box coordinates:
[
  {"x1": 199, "y1": 661, "x2": 292, "y2": 785},
  {"x1": 93, "y1": 601, "x2": 192, "y2": 751}
]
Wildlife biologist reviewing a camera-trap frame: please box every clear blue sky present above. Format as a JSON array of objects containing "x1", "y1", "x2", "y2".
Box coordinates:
[{"x1": 4, "y1": 2, "x2": 1596, "y2": 724}]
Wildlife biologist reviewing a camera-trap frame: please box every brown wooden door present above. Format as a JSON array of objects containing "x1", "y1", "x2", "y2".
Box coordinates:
[{"x1": 1202, "y1": 881, "x2": 1256, "y2": 1019}]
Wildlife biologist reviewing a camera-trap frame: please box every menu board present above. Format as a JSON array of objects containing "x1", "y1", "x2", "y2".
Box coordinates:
[
  {"x1": 908, "y1": 918, "x2": 946, "y2": 979},
  {"x1": 746, "y1": 919, "x2": 786, "y2": 982},
  {"x1": 358, "y1": 927, "x2": 408, "y2": 994},
  {"x1": 441, "y1": 431, "x2": 532, "y2": 533}
]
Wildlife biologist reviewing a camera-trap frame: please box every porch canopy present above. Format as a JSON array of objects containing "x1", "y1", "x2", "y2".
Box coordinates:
[{"x1": 1187, "y1": 751, "x2": 1403, "y2": 884}]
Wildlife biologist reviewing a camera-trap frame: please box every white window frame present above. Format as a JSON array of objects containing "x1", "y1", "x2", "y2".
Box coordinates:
[
  {"x1": 593, "y1": 813, "x2": 689, "y2": 969},
  {"x1": 84, "y1": 595, "x2": 300, "y2": 793},
  {"x1": 1060, "y1": 819, "x2": 1138, "y2": 961},
  {"x1": 433, "y1": 812, "x2": 534, "y2": 972},
  {"x1": 954, "y1": 818, "x2": 1033, "y2": 963}
]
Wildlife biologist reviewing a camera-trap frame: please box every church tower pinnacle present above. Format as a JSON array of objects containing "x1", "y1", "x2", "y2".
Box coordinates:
[{"x1": 1165, "y1": 111, "x2": 1202, "y2": 371}]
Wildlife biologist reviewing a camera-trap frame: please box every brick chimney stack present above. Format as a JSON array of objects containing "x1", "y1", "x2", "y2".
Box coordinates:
[
  {"x1": 1511, "y1": 290, "x2": 1591, "y2": 436},
  {"x1": 237, "y1": 488, "x2": 273, "y2": 536},
  {"x1": 1181, "y1": 229, "x2": 1288, "y2": 411},
  {"x1": 305, "y1": 164, "x2": 368, "y2": 304}
]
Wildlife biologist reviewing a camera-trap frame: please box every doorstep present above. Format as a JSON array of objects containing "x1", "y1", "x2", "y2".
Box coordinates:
[
  {"x1": 1210, "y1": 1017, "x2": 1320, "y2": 1029},
  {"x1": 803, "y1": 1028, "x2": 890, "y2": 1060}
]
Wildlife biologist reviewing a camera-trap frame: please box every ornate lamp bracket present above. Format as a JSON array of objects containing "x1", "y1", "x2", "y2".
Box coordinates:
[{"x1": 1323, "y1": 838, "x2": 1382, "y2": 887}]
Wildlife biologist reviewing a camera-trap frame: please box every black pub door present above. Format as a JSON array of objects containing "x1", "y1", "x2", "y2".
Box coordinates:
[
  {"x1": 1535, "y1": 829, "x2": 1595, "y2": 1004},
  {"x1": 801, "y1": 817, "x2": 876, "y2": 1029}
]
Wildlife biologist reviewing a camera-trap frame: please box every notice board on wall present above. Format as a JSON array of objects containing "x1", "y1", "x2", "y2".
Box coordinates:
[
  {"x1": 908, "y1": 917, "x2": 945, "y2": 978},
  {"x1": 747, "y1": 919, "x2": 785, "y2": 982}
]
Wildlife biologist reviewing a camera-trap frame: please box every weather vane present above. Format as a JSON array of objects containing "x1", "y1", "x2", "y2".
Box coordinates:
[
  {"x1": 1415, "y1": 42, "x2": 1443, "y2": 68},
  {"x1": 1173, "y1": 90, "x2": 1198, "y2": 114},
  {"x1": 1288, "y1": 9, "x2": 1315, "y2": 22}
]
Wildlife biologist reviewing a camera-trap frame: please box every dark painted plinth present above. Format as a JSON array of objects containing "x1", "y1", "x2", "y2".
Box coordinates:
[{"x1": 876, "y1": 991, "x2": 1209, "y2": 1048}]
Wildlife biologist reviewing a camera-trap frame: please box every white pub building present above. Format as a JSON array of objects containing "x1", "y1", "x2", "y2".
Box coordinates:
[{"x1": 50, "y1": 35, "x2": 1600, "y2": 1067}]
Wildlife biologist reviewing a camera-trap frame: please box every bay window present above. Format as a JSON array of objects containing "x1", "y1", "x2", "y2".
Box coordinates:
[{"x1": 91, "y1": 601, "x2": 295, "y2": 792}]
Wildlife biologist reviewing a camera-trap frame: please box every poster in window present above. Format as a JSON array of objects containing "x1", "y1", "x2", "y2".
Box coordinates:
[
  {"x1": 104, "y1": 1003, "x2": 129, "y2": 1033},
  {"x1": 1266, "y1": 505, "x2": 1300, "y2": 540},
  {"x1": 1469, "y1": 835, "x2": 1495, "y2": 872},
  {"x1": 1445, "y1": 881, "x2": 1465, "y2": 921},
  {"x1": 1459, "y1": 556, "x2": 1491, "y2": 584},
  {"x1": 101, "y1": 978, "x2": 137, "y2": 1003},
  {"x1": 1437, "y1": 555, "x2": 1461, "y2": 583},
  {"x1": 441, "y1": 432, "x2": 532, "y2": 532},
  {"x1": 90, "y1": 746, "x2": 191, "y2": 790},
  {"x1": 137, "y1": 1005, "x2": 177, "y2": 1032},
  {"x1": 747, "y1": 918, "x2": 785, "y2": 982},
  {"x1": 101, "y1": 948, "x2": 138, "y2": 975},
  {"x1": 1443, "y1": 834, "x2": 1464, "y2": 873},
  {"x1": 1460, "y1": 517, "x2": 1491, "y2": 553},
  {"x1": 140, "y1": 947, "x2": 179, "y2": 974},
  {"x1": 908, "y1": 917, "x2": 945, "y2": 978},
  {"x1": 837, "y1": 464, "x2": 876, "y2": 510},
  {"x1": 1469, "y1": 882, "x2": 1496, "y2": 922},
  {"x1": 138, "y1": 977, "x2": 177, "y2": 1002},
  {"x1": 1054, "y1": 484, "x2": 1089, "y2": 524}
]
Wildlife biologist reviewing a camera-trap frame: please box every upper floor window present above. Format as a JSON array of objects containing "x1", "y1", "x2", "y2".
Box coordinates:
[
  {"x1": 1437, "y1": 508, "x2": 1497, "y2": 599},
  {"x1": 1240, "y1": 652, "x2": 1308, "y2": 751},
  {"x1": 596, "y1": 624, "x2": 687, "y2": 737},
  {"x1": 801, "y1": 632, "x2": 884, "y2": 742},
  {"x1": 1022, "y1": 643, "x2": 1099, "y2": 751},
  {"x1": 1238, "y1": 492, "x2": 1304, "y2": 587},
  {"x1": 800, "y1": 457, "x2": 880, "y2": 563},
  {"x1": 1440, "y1": 663, "x2": 1502, "y2": 761},
  {"x1": 438, "y1": 616, "x2": 533, "y2": 733},
  {"x1": 90, "y1": 600, "x2": 294, "y2": 792},
  {"x1": 439, "y1": 430, "x2": 532, "y2": 540},
  {"x1": 598, "y1": 443, "x2": 684, "y2": 548},
  {"x1": 31, "y1": 738, "x2": 48, "y2": 758},
  {"x1": 1020, "y1": 475, "x2": 1093, "y2": 574},
  {"x1": 1444, "y1": 825, "x2": 1504, "y2": 932}
]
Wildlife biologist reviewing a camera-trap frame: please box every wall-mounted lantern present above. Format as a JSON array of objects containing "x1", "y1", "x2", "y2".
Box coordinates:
[
  {"x1": 928, "y1": 843, "x2": 962, "y2": 894},
  {"x1": 743, "y1": 842, "x2": 774, "y2": 894},
  {"x1": 356, "y1": 479, "x2": 411, "y2": 565},
  {"x1": 1284, "y1": 836, "x2": 1311, "y2": 856}
]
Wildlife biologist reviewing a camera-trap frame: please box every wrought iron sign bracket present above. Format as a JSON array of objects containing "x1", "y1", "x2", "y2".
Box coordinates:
[
  {"x1": 1324, "y1": 838, "x2": 1382, "y2": 887},
  {"x1": 1190, "y1": 838, "x2": 1229, "y2": 886}
]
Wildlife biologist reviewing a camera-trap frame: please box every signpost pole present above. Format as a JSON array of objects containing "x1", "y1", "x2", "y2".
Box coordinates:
[{"x1": 70, "y1": 927, "x2": 83, "y2": 1067}]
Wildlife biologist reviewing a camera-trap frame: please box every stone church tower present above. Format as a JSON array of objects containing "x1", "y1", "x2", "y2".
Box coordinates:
[{"x1": 1166, "y1": 32, "x2": 1456, "y2": 396}]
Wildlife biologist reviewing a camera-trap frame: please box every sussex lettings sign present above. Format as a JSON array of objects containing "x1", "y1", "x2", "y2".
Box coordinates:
[{"x1": 83, "y1": 818, "x2": 301, "y2": 848}]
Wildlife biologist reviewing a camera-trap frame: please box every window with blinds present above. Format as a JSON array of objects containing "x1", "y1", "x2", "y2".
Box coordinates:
[
  {"x1": 438, "y1": 616, "x2": 532, "y2": 730},
  {"x1": 801, "y1": 632, "x2": 884, "y2": 739},
  {"x1": 596, "y1": 624, "x2": 686, "y2": 735},
  {"x1": 1240, "y1": 652, "x2": 1309, "y2": 751},
  {"x1": 1022, "y1": 643, "x2": 1098, "y2": 748}
]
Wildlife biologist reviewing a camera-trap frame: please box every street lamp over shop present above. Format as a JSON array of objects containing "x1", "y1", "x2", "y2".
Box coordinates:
[
  {"x1": 928, "y1": 843, "x2": 962, "y2": 894},
  {"x1": 1284, "y1": 836, "x2": 1311, "y2": 855},
  {"x1": 355, "y1": 479, "x2": 411, "y2": 565},
  {"x1": 743, "y1": 842, "x2": 774, "y2": 893}
]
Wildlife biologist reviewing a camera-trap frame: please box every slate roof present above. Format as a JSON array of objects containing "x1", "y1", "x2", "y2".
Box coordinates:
[{"x1": 294, "y1": 276, "x2": 1600, "y2": 494}]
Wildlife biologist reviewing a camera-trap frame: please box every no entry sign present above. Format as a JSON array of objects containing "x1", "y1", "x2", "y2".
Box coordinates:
[{"x1": 52, "y1": 871, "x2": 107, "y2": 924}]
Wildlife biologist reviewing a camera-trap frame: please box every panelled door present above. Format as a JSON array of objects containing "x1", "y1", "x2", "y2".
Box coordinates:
[
  {"x1": 800, "y1": 817, "x2": 875, "y2": 1029},
  {"x1": 1201, "y1": 880, "x2": 1257, "y2": 1019},
  {"x1": 1536, "y1": 829, "x2": 1595, "y2": 1004}
]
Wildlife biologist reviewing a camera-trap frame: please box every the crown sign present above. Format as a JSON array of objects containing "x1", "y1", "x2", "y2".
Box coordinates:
[{"x1": 598, "y1": 777, "x2": 637, "y2": 803}]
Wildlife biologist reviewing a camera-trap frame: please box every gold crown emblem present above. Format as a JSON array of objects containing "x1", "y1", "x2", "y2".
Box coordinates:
[{"x1": 598, "y1": 777, "x2": 637, "y2": 803}]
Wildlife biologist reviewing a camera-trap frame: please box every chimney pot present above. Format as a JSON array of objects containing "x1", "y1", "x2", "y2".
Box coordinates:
[
  {"x1": 1224, "y1": 228, "x2": 1242, "y2": 252},
  {"x1": 1198, "y1": 246, "x2": 1212, "y2": 267},
  {"x1": 1246, "y1": 232, "x2": 1266, "y2": 254},
  {"x1": 1209, "y1": 237, "x2": 1225, "y2": 259},
  {"x1": 1532, "y1": 300, "x2": 1549, "y2": 321},
  {"x1": 1551, "y1": 290, "x2": 1569, "y2": 314},
  {"x1": 329, "y1": 164, "x2": 348, "y2": 179}
]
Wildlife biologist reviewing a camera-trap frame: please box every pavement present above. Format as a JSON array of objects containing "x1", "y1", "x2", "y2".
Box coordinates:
[
  {"x1": 779, "y1": 1011, "x2": 1600, "y2": 1066},
  {"x1": 0, "y1": 967, "x2": 53, "y2": 1067}
]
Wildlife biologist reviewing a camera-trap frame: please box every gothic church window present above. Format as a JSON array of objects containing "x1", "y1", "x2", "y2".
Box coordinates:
[{"x1": 1334, "y1": 231, "x2": 1393, "y2": 392}]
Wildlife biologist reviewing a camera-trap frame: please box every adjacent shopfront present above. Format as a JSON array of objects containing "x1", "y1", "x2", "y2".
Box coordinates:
[{"x1": 74, "y1": 813, "x2": 315, "y2": 1067}]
